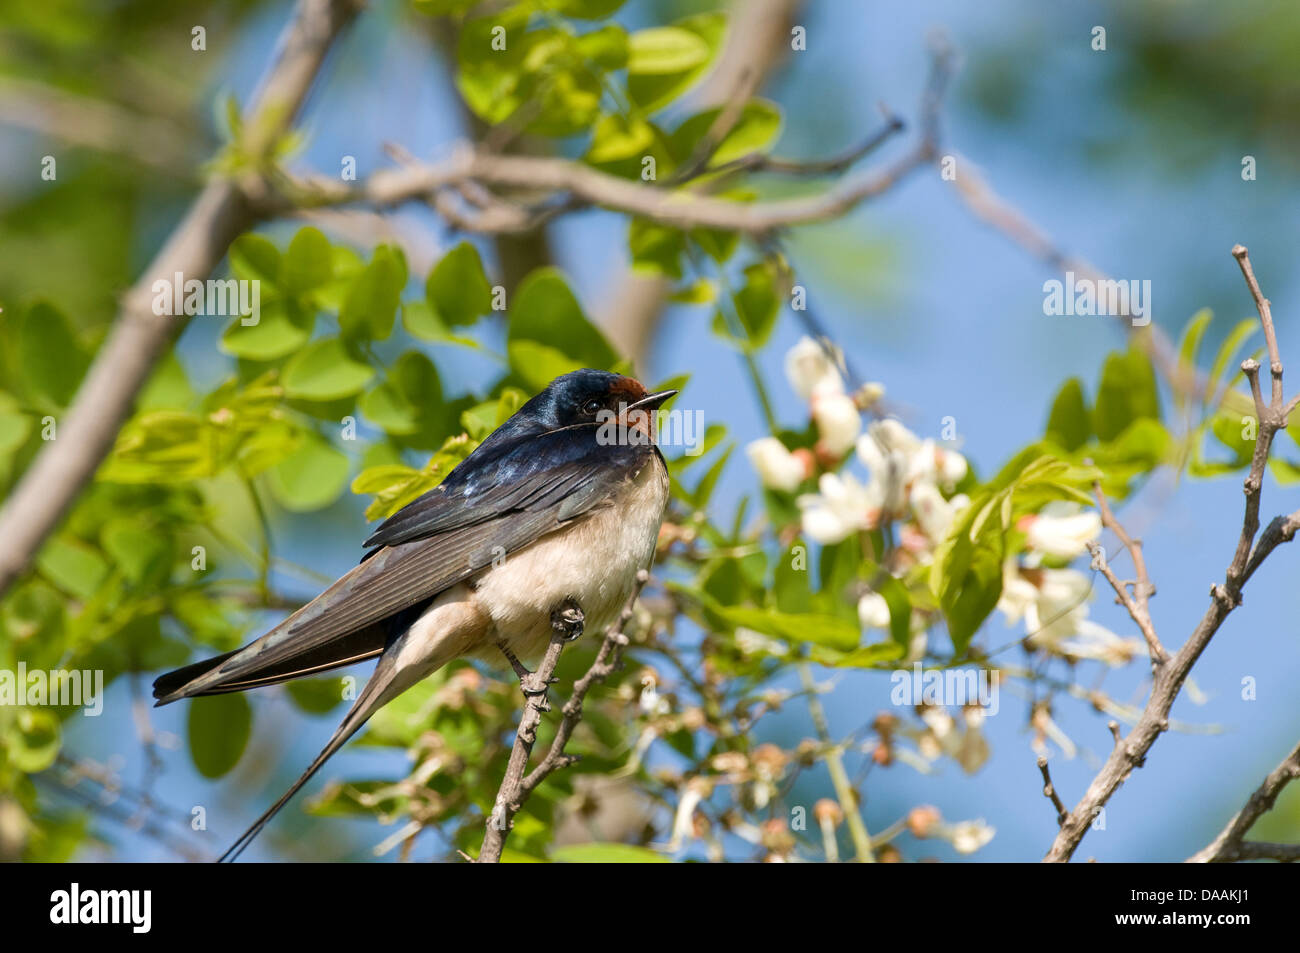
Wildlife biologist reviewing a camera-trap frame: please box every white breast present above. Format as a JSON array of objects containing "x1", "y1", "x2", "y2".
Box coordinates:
[{"x1": 471, "y1": 455, "x2": 669, "y2": 660}]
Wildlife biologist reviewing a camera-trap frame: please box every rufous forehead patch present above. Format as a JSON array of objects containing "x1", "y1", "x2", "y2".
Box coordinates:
[{"x1": 610, "y1": 375, "x2": 648, "y2": 403}]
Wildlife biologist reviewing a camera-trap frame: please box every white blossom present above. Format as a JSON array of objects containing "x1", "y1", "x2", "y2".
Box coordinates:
[
  {"x1": 858, "y1": 591, "x2": 891, "y2": 630},
  {"x1": 812, "y1": 391, "x2": 861, "y2": 458},
  {"x1": 745, "y1": 437, "x2": 806, "y2": 492},
  {"x1": 1023, "y1": 506, "x2": 1102, "y2": 560},
  {"x1": 784, "y1": 336, "x2": 845, "y2": 400},
  {"x1": 797, "y1": 472, "x2": 881, "y2": 544}
]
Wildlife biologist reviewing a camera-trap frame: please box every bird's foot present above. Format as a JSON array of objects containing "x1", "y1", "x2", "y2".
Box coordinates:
[
  {"x1": 497, "y1": 641, "x2": 556, "y2": 699},
  {"x1": 496, "y1": 641, "x2": 532, "y2": 682},
  {"x1": 551, "y1": 600, "x2": 585, "y2": 642}
]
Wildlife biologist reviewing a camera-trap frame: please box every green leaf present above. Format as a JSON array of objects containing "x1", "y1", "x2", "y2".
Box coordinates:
[
  {"x1": 36, "y1": 536, "x2": 108, "y2": 601},
  {"x1": 220, "y1": 299, "x2": 314, "y2": 361},
  {"x1": 1205, "y1": 317, "x2": 1258, "y2": 410},
  {"x1": 282, "y1": 226, "x2": 333, "y2": 295},
  {"x1": 587, "y1": 113, "x2": 656, "y2": 163},
  {"x1": 17, "y1": 302, "x2": 90, "y2": 407},
  {"x1": 360, "y1": 381, "x2": 419, "y2": 435},
  {"x1": 941, "y1": 536, "x2": 1002, "y2": 655},
  {"x1": 282, "y1": 338, "x2": 375, "y2": 401},
  {"x1": 100, "y1": 518, "x2": 170, "y2": 586},
  {"x1": 628, "y1": 220, "x2": 686, "y2": 278},
  {"x1": 229, "y1": 234, "x2": 281, "y2": 285},
  {"x1": 669, "y1": 100, "x2": 783, "y2": 167},
  {"x1": 773, "y1": 542, "x2": 812, "y2": 613},
  {"x1": 339, "y1": 245, "x2": 405, "y2": 340},
  {"x1": 268, "y1": 434, "x2": 350, "y2": 511},
  {"x1": 627, "y1": 14, "x2": 724, "y2": 113},
  {"x1": 1175, "y1": 308, "x2": 1212, "y2": 410},
  {"x1": 816, "y1": 641, "x2": 905, "y2": 668},
  {"x1": 427, "y1": 242, "x2": 492, "y2": 327},
  {"x1": 876, "y1": 573, "x2": 913, "y2": 648},
  {"x1": 1045, "y1": 377, "x2": 1091, "y2": 451},
  {"x1": 9, "y1": 709, "x2": 61, "y2": 773},
  {"x1": 712, "y1": 262, "x2": 778, "y2": 352},
  {"x1": 551, "y1": 0, "x2": 628, "y2": 20},
  {"x1": 550, "y1": 843, "x2": 669, "y2": 863},
  {"x1": 187, "y1": 693, "x2": 253, "y2": 779},
  {"x1": 1093, "y1": 347, "x2": 1160, "y2": 442},
  {"x1": 285, "y1": 677, "x2": 346, "y2": 715},
  {"x1": 508, "y1": 268, "x2": 619, "y2": 389},
  {"x1": 627, "y1": 26, "x2": 710, "y2": 74},
  {"x1": 0, "y1": 393, "x2": 32, "y2": 461},
  {"x1": 573, "y1": 23, "x2": 629, "y2": 67}
]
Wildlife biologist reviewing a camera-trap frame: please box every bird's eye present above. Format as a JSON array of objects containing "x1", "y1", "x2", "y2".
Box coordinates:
[{"x1": 582, "y1": 399, "x2": 602, "y2": 416}]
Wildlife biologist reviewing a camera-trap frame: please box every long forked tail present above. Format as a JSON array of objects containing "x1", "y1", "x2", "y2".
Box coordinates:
[{"x1": 219, "y1": 647, "x2": 410, "y2": 862}]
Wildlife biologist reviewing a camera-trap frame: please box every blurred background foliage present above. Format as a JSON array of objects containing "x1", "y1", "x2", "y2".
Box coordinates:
[{"x1": 1, "y1": 0, "x2": 1299, "y2": 862}]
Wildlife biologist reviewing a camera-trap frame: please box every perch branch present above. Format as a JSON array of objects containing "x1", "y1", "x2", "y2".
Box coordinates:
[{"x1": 477, "y1": 571, "x2": 648, "y2": 863}]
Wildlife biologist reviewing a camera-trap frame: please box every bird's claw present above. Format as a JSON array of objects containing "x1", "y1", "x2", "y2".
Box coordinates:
[{"x1": 551, "y1": 600, "x2": 585, "y2": 642}]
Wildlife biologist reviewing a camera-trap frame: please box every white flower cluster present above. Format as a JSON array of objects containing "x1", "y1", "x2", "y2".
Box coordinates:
[
  {"x1": 747, "y1": 336, "x2": 969, "y2": 549},
  {"x1": 997, "y1": 504, "x2": 1140, "y2": 667}
]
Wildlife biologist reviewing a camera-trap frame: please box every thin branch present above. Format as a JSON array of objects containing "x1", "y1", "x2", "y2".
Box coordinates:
[
  {"x1": 706, "y1": 112, "x2": 905, "y2": 180},
  {"x1": 1036, "y1": 756, "x2": 1068, "y2": 827},
  {"x1": 945, "y1": 150, "x2": 1198, "y2": 404},
  {"x1": 1233, "y1": 245, "x2": 1284, "y2": 406},
  {"x1": 799, "y1": 665, "x2": 875, "y2": 862},
  {"x1": 1188, "y1": 740, "x2": 1300, "y2": 863},
  {"x1": 1044, "y1": 245, "x2": 1299, "y2": 862},
  {"x1": 1088, "y1": 481, "x2": 1166, "y2": 665},
  {"x1": 521, "y1": 570, "x2": 649, "y2": 796},
  {"x1": 477, "y1": 602, "x2": 583, "y2": 864}
]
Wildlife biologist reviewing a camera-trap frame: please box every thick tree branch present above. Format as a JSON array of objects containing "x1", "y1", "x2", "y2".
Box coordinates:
[
  {"x1": 278, "y1": 43, "x2": 951, "y2": 237},
  {"x1": 0, "y1": 76, "x2": 200, "y2": 176},
  {"x1": 1188, "y1": 739, "x2": 1300, "y2": 863},
  {"x1": 0, "y1": 0, "x2": 362, "y2": 600},
  {"x1": 1044, "y1": 245, "x2": 1299, "y2": 862}
]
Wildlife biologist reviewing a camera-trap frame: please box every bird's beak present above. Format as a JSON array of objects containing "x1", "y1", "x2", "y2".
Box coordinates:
[{"x1": 628, "y1": 389, "x2": 678, "y2": 412}]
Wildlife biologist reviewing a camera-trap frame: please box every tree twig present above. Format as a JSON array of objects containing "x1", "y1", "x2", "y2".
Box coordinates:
[
  {"x1": 1036, "y1": 756, "x2": 1068, "y2": 827},
  {"x1": 1087, "y1": 481, "x2": 1166, "y2": 665},
  {"x1": 1188, "y1": 740, "x2": 1300, "y2": 863},
  {"x1": 1044, "y1": 245, "x2": 1300, "y2": 862}
]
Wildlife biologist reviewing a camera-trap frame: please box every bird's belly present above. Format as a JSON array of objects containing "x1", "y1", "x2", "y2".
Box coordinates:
[{"x1": 471, "y1": 457, "x2": 668, "y2": 661}]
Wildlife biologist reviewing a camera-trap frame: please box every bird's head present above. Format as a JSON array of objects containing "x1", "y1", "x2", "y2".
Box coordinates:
[{"x1": 520, "y1": 369, "x2": 677, "y2": 443}]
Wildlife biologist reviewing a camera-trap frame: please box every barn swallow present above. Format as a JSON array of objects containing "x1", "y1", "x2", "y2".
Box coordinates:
[{"x1": 152, "y1": 369, "x2": 676, "y2": 861}]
